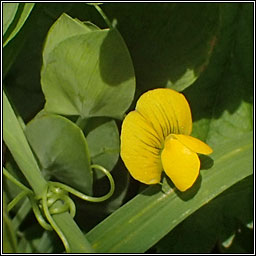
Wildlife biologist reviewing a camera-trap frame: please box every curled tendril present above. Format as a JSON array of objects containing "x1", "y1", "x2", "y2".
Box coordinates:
[
  {"x1": 29, "y1": 195, "x2": 53, "y2": 231},
  {"x1": 4, "y1": 164, "x2": 115, "y2": 253},
  {"x1": 42, "y1": 186, "x2": 71, "y2": 253},
  {"x1": 49, "y1": 164, "x2": 115, "y2": 203}
]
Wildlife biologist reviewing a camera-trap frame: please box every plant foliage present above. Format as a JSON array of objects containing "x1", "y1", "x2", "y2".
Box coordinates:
[{"x1": 3, "y1": 2, "x2": 253, "y2": 253}]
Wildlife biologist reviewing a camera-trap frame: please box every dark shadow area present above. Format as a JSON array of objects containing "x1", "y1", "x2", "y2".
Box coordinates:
[
  {"x1": 99, "y1": 29, "x2": 135, "y2": 86},
  {"x1": 3, "y1": 3, "x2": 74, "y2": 122},
  {"x1": 184, "y1": 56, "x2": 254, "y2": 123},
  {"x1": 103, "y1": 3, "x2": 220, "y2": 97},
  {"x1": 141, "y1": 183, "x2": 163, "y2": 197},
  {"x1": 174, "y1": 174, "x2": 202, "y2": 201},
  {"x1": 74, "y1": 158, "x2": 132, "y2": 232},
  {"x1": 20, "y1": 218, "x2": 64, "y2": 253},
  {"x1": 199, "y1": 155, "x2": 214, "y2": 170},
  {"x1": 101, "y1": 3, "x2": 252, "y2": 125},
  {"x1": 83, "y1": 116, "x2": 112, "y2": 135},
  {"x1": 182, "y1": 4, "x2": 253, "y2": 123},
  {"x1": 139, "y1": 172, "x2": 202, "y2": 201}
]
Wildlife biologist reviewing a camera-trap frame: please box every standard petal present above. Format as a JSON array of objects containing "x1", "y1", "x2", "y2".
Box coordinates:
[
  {"x1": 161, "y1": 135, "x2": 200, "y2": 191},
  {"x1": 172, "y1": 134, "x2": 213, "y2": 155},
  {"x1": 120, "y1": 111, "x2": 163, "y2": 184},
  {"x1": 135, "y1": 88, "x2": 192, "y2": 140}
]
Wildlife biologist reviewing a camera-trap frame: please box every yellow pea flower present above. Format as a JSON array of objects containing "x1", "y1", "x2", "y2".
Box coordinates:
[{"x1": 120, "y1": 88, "x2": 213, "y2": 191}]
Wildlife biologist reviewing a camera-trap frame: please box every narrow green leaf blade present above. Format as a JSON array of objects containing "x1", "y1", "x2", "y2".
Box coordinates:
[
  {"x1": 3, "y1": 91, "x2": 47, "y2": 196},
  {"x1": 86, "y1": 132, "x2": 253, "y2": 253},
  {"x1": 52, "y1": 206, "x2": 95, "y2": 253},
  {"x1": 155, "y1": 175, "x2": 253, "y2": 253},
  {"x1": 3, "y1": 3, "x2": 35, "y2": 47},
  {"x1": 3, "y1": 3, "x2": 19, "y2": 36},
  {"x1": 3, "y1": 193, "x2": 17, "y2": 253}
]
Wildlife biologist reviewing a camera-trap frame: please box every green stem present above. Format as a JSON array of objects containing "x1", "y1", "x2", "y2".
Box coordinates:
[
  {"x1": 94, "y1": 4, "x2": 113, "y2": 29},
  {"x1": 7, "y1": 191, "x2": 29, "y2": 212},
  {"x1": 76, "y1": 116, "x2": 89, "y2": 131},
  {"x1": 3, "y1": 167, "x2": 32, "y2": 193}
]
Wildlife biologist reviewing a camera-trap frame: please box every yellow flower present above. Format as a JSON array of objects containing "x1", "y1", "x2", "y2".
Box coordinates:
[{"x1": 120, "y1": 88, "x2": 213, "y2": 191}]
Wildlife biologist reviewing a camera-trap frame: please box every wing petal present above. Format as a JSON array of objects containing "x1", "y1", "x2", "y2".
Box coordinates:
[
  {"x1": 161, "y1": 135, "x2": 200, "y2": 191},
  {"x1": 173, "y1": 134, "x2": 213, "y2": 155}
]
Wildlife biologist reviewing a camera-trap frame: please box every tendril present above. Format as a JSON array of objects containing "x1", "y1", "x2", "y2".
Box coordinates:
[
  {"x1": 29, "y1": 195, "x2": 53, "y2": 231},
  {"x1": 7, "y1": 190, "x2": 30, "y2": 212},
  {"x1": 42, "y1": 186, "x2": 71, "y2": 253},
  {"x1": 49, "y1": 164, "x2": 115, "y2": 203},
  {"x1": 93, "y1": 4, "x2": 113, "y2": 29},
  {"x1": 4, "y1": 164, "x2": 115, "y2": 253}
]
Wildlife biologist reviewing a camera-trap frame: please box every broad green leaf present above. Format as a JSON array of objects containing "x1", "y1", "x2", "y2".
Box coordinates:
[
  {"x1": 203, "y1": 63, "x2": 253, "y2": 146},
  {"x1": 2, "y1": 4, "x2": 119, "y2": 122},
  {"x1": 42, "y1": 13, "x2": 99, "y2": 65},
  {"x1": 103, "y1": 3, "x2": 220, "y2": 93},
  {"x1": 25, "y1": 114, "x2": 93, "y2": 195},
  {"x1": 3, "y1": 193, "x2": 17, "y2": 253},
  {"x1": 3, "y1": 3, "x2": 19, "y2": 36},
  {"x1": 86, "y1": 132, "x2": 252, "y2": 253},
  {"x1": 87, "y1": 120, "x2": 119, "y2": 178},
  {"x1": 3, "y1": 3, "x2": 35, "y2": 47},
  {"x1": 41, "y1": 13, "x2": 135, "y2": 119}
]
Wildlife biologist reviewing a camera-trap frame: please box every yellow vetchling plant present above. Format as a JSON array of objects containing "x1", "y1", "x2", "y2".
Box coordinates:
[{"x1": 121, "y1": 88, "x2": 213, "y2": 191}]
